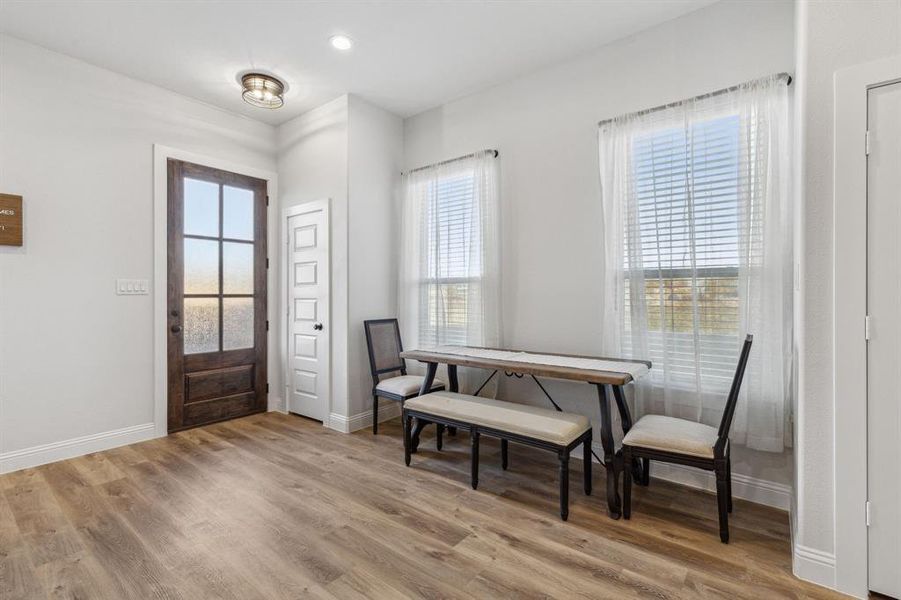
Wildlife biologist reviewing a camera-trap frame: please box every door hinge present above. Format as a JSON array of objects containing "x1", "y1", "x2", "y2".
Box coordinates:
[
  {"x1": 866, "y1": 501, "x2": 871, "y2": 526},
  {"x1": 865, "y1": 315, "x2": 871, "y2": 341},
  {"x1": 266, "y1": 195, "x2": 270, "y2": 207},
  {"x1": 266, "y1": 320, "x2": 270, "y2": 331},
  {"x1": 866, "y1": 130, "x2": 871, "y2": 156},
  {"x1": 266, "y1": 258, "x2": 269, "y2": 269},
  {"x1": 266, "y1": 382, "x2": 270, "y2": 394}
]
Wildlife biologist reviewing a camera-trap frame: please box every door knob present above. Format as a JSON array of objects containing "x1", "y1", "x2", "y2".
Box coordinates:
[
  {"x1": 313, "y1": 323, "x2": 323, "y2": 331},
  {"x1": 171, "y1": 325, "x2": 182, "y2": 334}
]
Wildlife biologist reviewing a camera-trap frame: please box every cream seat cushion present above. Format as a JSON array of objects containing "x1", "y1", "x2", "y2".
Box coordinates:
[
  {"x1": 404, "y1": 391, "x2": 590, "y2": 446},
  {"x1": 622, "y1": 415, "x2": 719, "y2": 458},
  {"x1": 376, "y1": 375, "x2": 445, "y2": 397}
]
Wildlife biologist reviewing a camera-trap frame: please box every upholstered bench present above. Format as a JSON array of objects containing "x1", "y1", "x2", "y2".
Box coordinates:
[{"x1": 402, "y1": 391, "x2": 592, "y2": 520}]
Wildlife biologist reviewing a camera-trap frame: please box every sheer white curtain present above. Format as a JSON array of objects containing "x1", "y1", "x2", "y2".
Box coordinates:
[
  {"x1": 600, "y1": 75, "x2": 791, "y2": 452},
  {"x1": 398, "y1": 150, "x2": 501, "y2": 392}
]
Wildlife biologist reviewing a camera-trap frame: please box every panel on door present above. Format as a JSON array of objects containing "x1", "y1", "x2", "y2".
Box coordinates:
[
  {"x1": 867, "y1": 81, "x2": 901, "y2": 598},
  {"x1": 287, "y1": 204, "x2": 329, "y2": 421},
  {"x1": 168, "y1": 159, "x2": 268, "y2": 432}
]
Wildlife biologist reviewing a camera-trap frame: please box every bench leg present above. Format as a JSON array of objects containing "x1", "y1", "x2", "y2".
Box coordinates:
[
  {"x1": 403, "y1": 413, "x2": 412, "y2": 466},
  {"x1": 559, "y1": 449, "x2": 570, "y2": 521},
  {"x1": 470, "y1": 428, "x2": 480, "y2": 490},
  {"x1": 436, "y1": 424, "x2": 444, "y2": 451},
  {"x1": 372, "y1": 394, "x2": 379, "y2": 435},
  {"x1": 641, "y1": 457, "x2": 650, "y2": 486},
  {"x1": 410, "y1": 418, "x2": 428, "y2": 453},
  {"x1": 583, "y1": 437, "x2": 592, "y2": 496},
  {"x1": 501, "y1": 439, "x2": 508, "y2": 470},
  {"x1": 411, "y1": 362, "x2": 438, "y2": 453}
]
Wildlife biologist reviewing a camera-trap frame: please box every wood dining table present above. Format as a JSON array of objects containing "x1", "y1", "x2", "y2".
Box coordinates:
[{"x1": 399, "y1": 346, "x2": 652, "y2": 519}]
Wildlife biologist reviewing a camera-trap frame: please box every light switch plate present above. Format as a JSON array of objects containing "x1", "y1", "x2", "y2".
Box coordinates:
[{"x1": 116, "y1": 279, "x2": 149, "y2": 295}]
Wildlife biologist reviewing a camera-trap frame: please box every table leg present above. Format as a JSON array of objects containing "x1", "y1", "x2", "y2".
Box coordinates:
[
  {"x1": 411, "y1": 362, "x2": 438, "y2": 453},
  {"x1": 596, "y1": 383, "x2": 622, "y2": 519},
  {"x1": 448, "y1": 364, "x2": 459, "y2": 392},
  {"x1": 447, "y1": 364, "x2": 458, "y2": 436},
  {"x1": 611, "y1": 384, "x2": 644, "y2": 485}
]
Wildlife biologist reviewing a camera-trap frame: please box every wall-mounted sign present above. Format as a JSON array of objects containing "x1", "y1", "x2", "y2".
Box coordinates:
[{"x1": 0, "y1": 194, "x2": 23, "y2": 246}]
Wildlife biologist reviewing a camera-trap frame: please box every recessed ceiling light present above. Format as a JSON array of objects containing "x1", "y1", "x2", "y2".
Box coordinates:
[
  {"x1": 241, "y1": 73, "x2": 285, "y2": 109},
  {"x1": 329, "y1": 35, "x2": 353, "y2": 51}
]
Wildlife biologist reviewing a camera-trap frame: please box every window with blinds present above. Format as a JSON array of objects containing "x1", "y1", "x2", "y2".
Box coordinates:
[
  {"x1": 623, "y1": 114, "x2": 742, "y2": 393},
  {"x1": 418, "y1": 171, "x2": 483, "y2": 346}
]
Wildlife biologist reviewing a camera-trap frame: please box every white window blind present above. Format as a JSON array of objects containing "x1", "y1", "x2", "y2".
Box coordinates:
[
  {"x1": 399, "y1": 150, "x2": 501, "y2": 360},
  {"x1": 419, "y1": 172, "x2": 483, "y2": 346},
  {"x1": 624, "y1": 115, "x2": 742, "y2": 394}
]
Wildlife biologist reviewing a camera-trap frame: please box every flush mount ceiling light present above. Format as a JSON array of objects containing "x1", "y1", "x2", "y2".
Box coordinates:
[
  {"x1": 241, "y1": 73, "x2": 285, "y2": 109},
  {"x1": 329, "y1": 35, "x2": 353, "y2": 50}
]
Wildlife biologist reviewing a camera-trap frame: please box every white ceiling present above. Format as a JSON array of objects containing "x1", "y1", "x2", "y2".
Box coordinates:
[{"x1": 0, "y1": 0, "x2": 716, "y2": 125}]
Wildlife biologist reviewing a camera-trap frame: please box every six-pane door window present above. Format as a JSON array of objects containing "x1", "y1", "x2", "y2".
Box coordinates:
[{"x1": 182, "y1": 178, "x2": 256, "y2": 354}]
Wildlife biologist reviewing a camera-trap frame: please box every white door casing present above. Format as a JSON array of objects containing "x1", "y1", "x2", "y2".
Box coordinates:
[
  {"x1": 866, "y1": 80, "x2": 901, "y2": 599},
  {"x1": 285, "y1": 200, "x2": 330, "y2": 421}
]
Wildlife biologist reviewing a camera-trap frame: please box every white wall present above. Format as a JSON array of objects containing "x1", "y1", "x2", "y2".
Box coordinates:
[
  {"x1": 347, "y1": 96, "x2": 403, "y2": 420},
  {"x1": 276, "y1": 95, "x2": 350, "y2": 419},
  {"x1": 403, "y1": 0, "x2": 796, "y2": 491},
  {"x1": 0, "y1": 36, "x2": 277, "y2": 467},
  {"x1": 792, "y1": 0, "x2": 901, "y2": 590},
  {"x1": 276, "y1": 93, "x2": 402, "y2": 428}
]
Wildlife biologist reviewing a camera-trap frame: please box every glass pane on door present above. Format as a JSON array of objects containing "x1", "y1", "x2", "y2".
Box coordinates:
[
  {"x1": 223, "y1": 298, "x2": 254, "y2": 350},
  {"x1": 223, "y1": 185, "x2": 254, "y2": 240},
  {"x1": 184, "y1": 178, "x2": 219, "y2": 237},
  {"x1": 184, "y1": 297, "x2": 219, "y2": 354},
  {"x1": 223, "y1": 242, "x2": 253, "y2": 294},
  {"x1": 184, "y1": 238, "x2": 220, "y2": 294}
]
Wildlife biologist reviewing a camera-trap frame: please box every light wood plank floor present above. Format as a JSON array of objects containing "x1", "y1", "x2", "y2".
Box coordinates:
[{"x1": 1, "y1": 412, "x2": 844, "y2": 599}]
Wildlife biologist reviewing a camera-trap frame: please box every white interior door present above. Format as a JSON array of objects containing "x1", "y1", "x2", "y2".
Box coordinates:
[
  {"x1": 866, "y1": 80, "x2": 901, "y2": 599},
  {"x1": 286, "y1": 201, "x2": 330, "y2": 421}
]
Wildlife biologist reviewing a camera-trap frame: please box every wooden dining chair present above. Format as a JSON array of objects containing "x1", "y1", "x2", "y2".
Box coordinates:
[
  {"x1": 364, "y1": 318, "x2": 445, "y2": 435},
  {"x1": 622, "y1": 334, "x2": 753, "y2": 543}
]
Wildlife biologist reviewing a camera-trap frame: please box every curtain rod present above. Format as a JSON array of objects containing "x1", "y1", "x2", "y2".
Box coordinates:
[
  {"x1": 404, "y1": 149, "x2": 498, "y2": 175},
  {"x1": 597, "y1": 72, "x2": 792, "y2": 128}
]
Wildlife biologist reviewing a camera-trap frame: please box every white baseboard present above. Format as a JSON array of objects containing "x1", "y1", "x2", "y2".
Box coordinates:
[
  {"x1": 586, "y1": 441, "x2": 791, "y2": 511},
  {"x1": 326, "y1": 403, "x2": 402, "y2": 434},
  {"x1": 793, "y1": 544, "x2": 837, "y2": 591},
  {"x1": 267, "y1": 395, "x2": 285, "y2": 413},
  {"x1": 650, "y1": 461, "x2": 792, "y2": 511},
  {"x1": 0, "y1": 423, "x2": 158, "y2": 474}
]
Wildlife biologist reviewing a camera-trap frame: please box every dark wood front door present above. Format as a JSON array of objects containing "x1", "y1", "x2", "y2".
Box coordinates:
[{"x1": 167, "y1": 159, "x2": 267, "y2": 432}]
